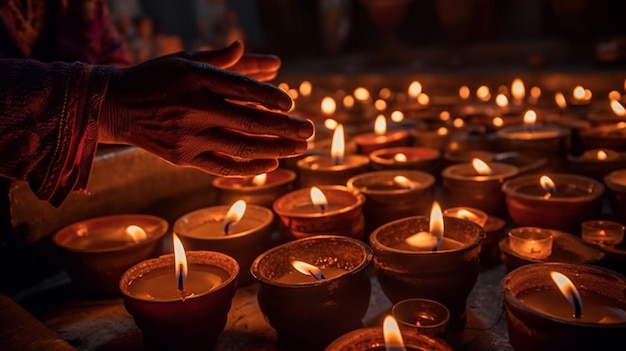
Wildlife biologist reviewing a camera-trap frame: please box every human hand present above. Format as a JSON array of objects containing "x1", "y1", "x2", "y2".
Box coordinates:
[{"x1": 99, "y1": 43, "x2": 313, "y2": 177}]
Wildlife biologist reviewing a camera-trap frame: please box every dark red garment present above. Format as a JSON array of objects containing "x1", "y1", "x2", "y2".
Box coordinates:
[{"x1": 0, "y1": 0, "x2": 131, "y2": 205}]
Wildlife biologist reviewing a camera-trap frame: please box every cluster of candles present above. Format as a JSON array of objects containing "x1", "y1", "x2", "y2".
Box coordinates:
[{"x1": 50, "y1": 77, "x2": 626, "y2": 350}]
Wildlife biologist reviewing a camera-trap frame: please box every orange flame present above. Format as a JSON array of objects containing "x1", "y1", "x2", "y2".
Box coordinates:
[
  {"x1": 299, "y1": 81, "x2": 312, "y2": 97},
  {"x1": 459, "y1": 85, "x2": 470, "y2": 100},
  {"x1": 223, "y1": 200, "x2": 247, "y2": 234},
  {"x1": 523, "y1": 110, "x2": 537, "y2": 125},
  {"x1": 573, "y1": 86, "x2": 585, "y2": 100},
  {"x1": 555, "y1": 92, "x2": 567, "y2": 109},
  {"x1": 173, "y1": 233, "x2": 188, "y2": 291},
  {"x1": 408, "y1": 81, "x2": 422, "y2": 98},
  {"x1": 511, "y1": 78, "x2": 525, "y2": 101},
  {"x1": 292, "y1": 260, "x2": 325, "y2": 280},
  {"x1": 383, "y1": 315, "x2": 404, "y2": 351},
  {"x1": 610, "y1": 100, "x2": 626, "y2": 117},
  {"x1": 476, "y1": 85, "x2": 491, "y2": 101},
  {"x1": 374, "y1": 115, "x2": 387, "y2": 135},
  {"x1": 393, "y1": 175, "x2": 413, "y2": 188},
  {"x1": 492, "y1": 116, "x2": 504, "y2": 127},
  {"x1": 321, "y1": 96, "x2": 336, "y2": 116},
  {"x1": 597, "y1": 150, "x2": 608, "y2": 160},
  {"x1": 496, "y1": 93, "x2": 509, "y2": 107},
  {"x1": 330, "y1": 124, "x2": 345, "y2": 165},
  {"x1": 550, "y1": 272, "x2": 583, "y2": 318},
  {"x1": 354, "y1": 87, "x2": 370, "y2": 101},
  {"x1": 375, "y1": 99, "x2": 387, "y2": 111},
  {"x1": 405, "y1": 202, "x2": 444, "y2": 250},
  {"x1": 394, "y1": 153, "x2": 408, "y2": 162},
  {"x1": 125, "y1": 225, "x2": 147, "y2": 243},
  {"x1": 390, "y1": 110, "x2": 404, "y2": 123},
  {"x1": 540, "y1": 175, "x2": 556, "y2": 198},
  {"x1": 472, "y1": 158, "x2": 493, "y2": 175},
  {"x1": 252, "y1": 173, "x2": 267, "y2": 186},
  {"x1": 310, "y1": 187, "x2": 328, "y2": 212},
  {"x1": 343, "y1": 95, "x2": 355, "y2": 109}
]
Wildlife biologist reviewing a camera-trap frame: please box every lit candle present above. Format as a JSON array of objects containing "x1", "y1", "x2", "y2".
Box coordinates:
[
  {"x1": 507, "y1": 227, "x2": 554, "y2": 260},
  {"x1": 588, "y1": 99, "x2": 626, "y2": 126},
  {"x1": 369, "y1": 208, "x2": 484, "y2": 328},
  {"x1": 398, "y1": 201, "x2": 459, "y2": 252},
  {"x1": 502, "y1": 173, "x2": 605, "y2": 233},
  {"x1": 443, "y1": 206, "x2": 489, "y2": 228},
  {"x1": 581, "y1": 220, "x2": 624, "y2": 246},
  {"x1": 52, "y1": 214, "x2": 168, "y2": 296},
  {"x1": 212, "y1": 168, "x2": 296, "y2": 208},
  {"x1": 353, "y1": 114, "x2": 411, "y2": 156},
  {"x1": 273, "y1": 185, "x2": 365, "y2": 240},
  {"x1": 174, "y1": 201, "x2": 274, "y2": 284},
  {"x1": 251, "y1": 235, "x2": 373, "y2": 350},
  {"x1": 503, "y1": 263, "x2": 626, "y2": 351},
  {"x1": 605, "y1": 169, "x2": 626, "y2": 222},
  {"x1": 441, "y1": 157, "x2": 519, "y2": 216},
  {"x1": 511, "y1": 78, "x2": 525, "y2": 105},
  {"x1": 369, "y1": 146, "x2": 441, "y2": 173},
  {"x1": 347, "y1": 170, "x2": 435, "y2": 237},
  {"x1": 296, "y1": 124, "x2": 370, "y2": 188},
  {"x1": 567, "y1": 148, "x2": 625, "y2": 181},
  {"x1": 120, "y1": 237, "x2": 238, "y2": 350}
]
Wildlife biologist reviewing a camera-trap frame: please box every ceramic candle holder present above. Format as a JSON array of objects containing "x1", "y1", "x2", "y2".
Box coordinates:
[
  {"x1": 120, "y1": 251, "x2": 239, "y2": 351},
  {"x1": 502, "y1": 173, "x2": 605, "y2": 234},
  {"x1": 369, "y1": 216, "x2": 484, "y2": 329},
  {"x1": 296, "y1": 154, "x2": 370, "y2": 188},
  {"x1": 53, "y1": 214, "x2": 168, "y2": 297},
  {"x1": 507, "y1": 227, "x2": 554, "y2": 260},
  {"x1": 211, "y1": 168, "x2": 296, "y2": 208},
  {"x1": 173, "y1": 205, "x2": 274, "y2": 285},
  {"x1": 578, "y1": 124, "x2": 626, "y2": 152},
  {"x1": 369, "y1": 146, "x2": 441, "y2": 174},
  {"x1": 441, "y1": 162, "x2": 519, "y2": 216},
  {"x1": 347, "y1": 170, "x2": 435, "y2": 237},
  {"x1": 353, "y1": 130, "x2": 411, "y2": 156},
  {"x1": 392, "y1": 298, "x2": 451, "y2": 338},
  {"x1": 411, "y1": 127, "x2": 452, "y2": 150},
  {"x1": 273, "y1": 185, "x2": 366, "y2": 241},
  {"x1": 496, "y1": 124, "x2": 570, "y2": 171},
  {"x1": 324, "y1": 326, "x2": 453, "y2": 351},
  {"x1": 480, "y1": 215, "x2": 507, "y2": 265},
  {"x1": 604, "y1": 169, "x2": 626, "y2": 222},
  {"x1": 567, "y1": 149, "x2": 626, "y2": 181},
  {"x1": 251, "y1": 235, "x2": 373, "y2": 351},
  {"x1": 502, "y1": 263, "x2": 626, "y2": 351}
]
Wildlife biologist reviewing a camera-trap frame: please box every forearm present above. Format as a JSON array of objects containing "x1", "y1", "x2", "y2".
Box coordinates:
[{"x1": 0, "y1": 59, "x2": 111, "y2": 206}]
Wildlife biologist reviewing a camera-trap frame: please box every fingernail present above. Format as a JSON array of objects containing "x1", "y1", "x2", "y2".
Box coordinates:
[
  {"x1": 294, "y1": 141, "x2": 307, "y2": 154},
  {"x1": 298, "y1": 121, "x2": 314, "y2": 139}
]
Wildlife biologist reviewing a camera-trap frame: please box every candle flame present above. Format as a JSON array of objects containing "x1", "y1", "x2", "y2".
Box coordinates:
[
  {"x1": 550, "y1": 271, "x2": 583, "y2": 318},
  {"x1": 453, "y1": 118, "x2": 465, "y2": 128},
  {"x1": 530, "y1": 86, "x2": 541, "y2": 99},
  {"x1": 439, "y1": 111, "x2": 451, "y2": 121},
  {"x1": 252, "y1": 173, "x2": 267, "y2": 186},
  {"x1": 374, "y1": 115, "x2": 387, "y2": 135},
  {"x1": 223, "y1": 200, "x2": 247, "y2": 234},
  {"x1": 292, "y1": 260, "x2": 325, "y2": 280},
  {"x1": 321, "y1": 96, "x2": 336, "y2": 116},
  {"x1": 354, "y1": 87, "x2": 370, "y2": 101},
  {"x1": 496, "y1": 93, "x2": 509, "y2": 107},
  {"x1": 287, "y1": 88, "x2": 298, "y2": 100},
  {"x1": 379, "y1": 88, "x2": 392, "y2": 100},
  {"x1": 523, "y1": 110, "x2": 537, "y2": 125},
  {"x1": 375, "y1": 99, "x2": 387, "y2": 111},
  {"x1": 417, "y1": 93, "x2": 430, "y2": 105},
  {"x1": 472, "y1": 158, "x2": 493, "y2": 175},
  {"x1": 608, "y1": 90, "x2": 621, "y2": 101},
  {"x1": 437, "y1": 127, "x2": 449, "y2": 136},
  {"x1": 477, "y1": 85, "x2": 491, "y2": 102},
  {"x1": 404, "y1": 202, "x2": 444, "y2": 251},
  {"x1": 299, "y1": 81, "x2": 312, "y2": 97},
  {"x1": 459, "y1": 85, "x2": 470, "y2": 100},
  {"x1": 393, "y1": 175, "x2": 413, "y2": 188},
  {"x1": 492, "y1": 116, "x2": 504, "y2": 127},
  {"x1": 324, "y1": 118, "x2": 338, "y2": 131},
  {"x1": 125, "y1": 225, "x2": 147, "y2": 243},
  {"x1": 610, "y1": 100, "x2": 626, "y2": 117},
  {"x1": 343, "y1": 95, "x2": 355, "y2": 109},
  {"x1": 597, "y1": 150, "x2": 608, "y2": 160},
  {"x1": 540, "y1": 175, "x2": 556, "y2": 199},
  {"x1": 555, "y1": 92, "x2": 567, "y2": 109},
  {"x1": 583, "y1": 89, "x2": 592, "y2": 101},
  {"x1": 310, "y1": 187, "x2": 328, "y2": 212},
  {"x1": 173, "y1": 233, "x2": 188, "y2": 291},
  {"x1": 573, "y1": 86, "x2": 585, "y2": 100},
  {"x1": 277, "y1": 82, "x2": 289, "y2": 92},
  {"x1": 383, "y1": 315, "x2": 404, "y2": 351},
  {"x1": 408, "y1": 81, "x2": 422, "y2": 98},
  {"x1": 394, "y1": 153, "x2": 408, "y2": 162},
  {"x1": 390, "y1": 110, "x2": 404, "y2": 123},
  {"x1": 511, "y1": 78, "x2": 525, "y2": 100},
  {"x1": 330, "y1": 124, "x2": 345, "y2": 165}
]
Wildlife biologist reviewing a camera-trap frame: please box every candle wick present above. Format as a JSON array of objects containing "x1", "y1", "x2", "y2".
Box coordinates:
[
  {"x1": 224, "y1": 221, "x2": 233, "y2": 236},
  {"x1": 573, "y1": 293, "x2": 582, "y2": 319},
  {"x1": 178, "y1": 263, "x2": 184, "y2": 291},
  {"x1": 309, "y1": 270, "x2": 326, "y2": 280}
]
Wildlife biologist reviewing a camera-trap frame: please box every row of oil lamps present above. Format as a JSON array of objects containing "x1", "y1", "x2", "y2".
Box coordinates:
[{"x1": 49, "y1": 77, "x2": 626, "y2": 351}]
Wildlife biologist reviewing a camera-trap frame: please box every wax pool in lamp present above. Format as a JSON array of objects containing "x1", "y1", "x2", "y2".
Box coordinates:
[
  {"x1": 519, "y1": 276, "x2": 626, "y2": 324},
  {"x1": 179, "y1": 200, "x2": 262, "y2": 238},
  {"x1": 390, "y1": 202, "x2": 465, "y2": 252},
  {"x1": 274, "y1": 260, "x2": 349, "y2": 284},
  {"x1": 63, "y1": 224, "x2": 149, "y2": 251}
]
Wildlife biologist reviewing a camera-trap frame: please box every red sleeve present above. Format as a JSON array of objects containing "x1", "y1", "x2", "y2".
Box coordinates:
[{"x1": 0, "y1": 59, "x2": 111, "y2": 206}]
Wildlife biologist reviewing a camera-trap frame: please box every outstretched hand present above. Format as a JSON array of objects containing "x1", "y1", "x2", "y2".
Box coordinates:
[{"x1": 99, "y1": 41, "x2": 313, "y2": 177}]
